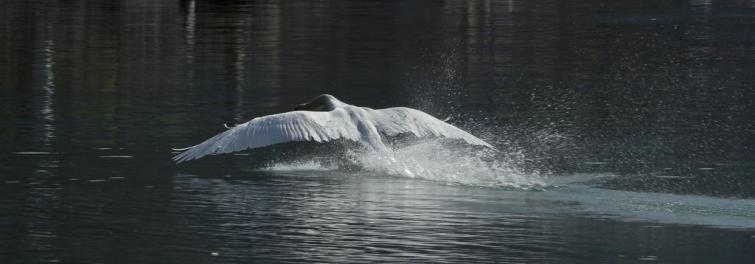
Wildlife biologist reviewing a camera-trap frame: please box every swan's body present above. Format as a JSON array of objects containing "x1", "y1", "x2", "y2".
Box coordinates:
[{"x1": 173, "y1": 94, "x2": 493, "y2": 163}]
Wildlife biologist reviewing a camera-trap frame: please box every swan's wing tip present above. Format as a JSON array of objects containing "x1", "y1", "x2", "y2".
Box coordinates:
[
  {"x1": 483, "y1": 142, "x2": 498, "y2": 151},
  {"x1": 471, "y1": 139, "x2": 496, "y2": 150},
  {"x1": 171, "y1": 146, "x2": 192, "y2": 151},
  {"x1": 172, "y1": 145, "x2": 205, "y2": 164},
  {"x1": 171, "y1": 110, "x2": 357, "y2": 163},
  {"x1": 172, "y1": 151, "x2": 190, "y2": 164}
]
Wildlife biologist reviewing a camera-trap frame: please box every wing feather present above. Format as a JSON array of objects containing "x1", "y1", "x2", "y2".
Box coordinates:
[
  {"x1": 173, "y1": 106, "x2": 493, "y2": 163},
  {"x1": 173, "y1": 110, "x2": 358, "y2": 163},
  {"x1": 372, "y1": 107, "x2": 494, "y2": 148}
]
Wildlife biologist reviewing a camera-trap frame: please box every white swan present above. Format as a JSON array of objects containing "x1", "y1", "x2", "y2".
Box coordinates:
[{"x1": 173, "y1": 94, "x2": 493, "y2": 163}]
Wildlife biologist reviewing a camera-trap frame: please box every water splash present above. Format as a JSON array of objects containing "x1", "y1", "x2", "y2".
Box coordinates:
[
  {"x1": 261, "y1": 160, "x2": 336, "y2": 171},
  {"x1": 359, "y1": 141, "x2": 546, "y2": 189},
  {"x1": 262, "y1": 140, "x2": 547, "y2": 189}
]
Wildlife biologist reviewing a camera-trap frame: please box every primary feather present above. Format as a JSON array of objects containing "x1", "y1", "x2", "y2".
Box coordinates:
[{"x1": 372, "y1": 107, "x2": 493, "y2": 148}]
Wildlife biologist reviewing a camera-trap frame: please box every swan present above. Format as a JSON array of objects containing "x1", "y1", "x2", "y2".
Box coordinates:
[{"x1": 173, "y1": 94, "x2": 493, "y2": 163}]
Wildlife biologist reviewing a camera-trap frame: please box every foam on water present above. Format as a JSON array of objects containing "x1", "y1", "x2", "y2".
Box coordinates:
[
  {"x1": 263, "y1": 140, "x2": 547, "y2": 189},
  {"x1": 359, "y1": 141, "x2": 546, "y2": 189},
  {"x1": 543, "y1": 174, "x2": 755, "y2": 230},
  {"x1": 259, "y1": 145, "x2": 755, "y2": 230},
  {"x1": 261, "y1": 160, "x2": 336, "y2": 171}
]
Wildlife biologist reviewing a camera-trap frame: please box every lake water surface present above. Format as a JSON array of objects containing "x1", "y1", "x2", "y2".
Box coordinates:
[{"x1": 1, "y1": 0, "x2": 755, "y2": 263}]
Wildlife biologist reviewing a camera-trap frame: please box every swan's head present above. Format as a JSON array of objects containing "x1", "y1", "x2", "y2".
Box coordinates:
[{"x1": 293, "y1": 94, "x2": 344, "y2": 111}]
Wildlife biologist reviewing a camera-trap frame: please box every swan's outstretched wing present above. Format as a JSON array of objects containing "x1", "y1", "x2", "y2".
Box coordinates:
[
  {"x1": 173, "y1": 109, "x2": 360, "y2": 163},
  {"x1": 372, "y1": 107, "x2": 494, "y2": 148}
]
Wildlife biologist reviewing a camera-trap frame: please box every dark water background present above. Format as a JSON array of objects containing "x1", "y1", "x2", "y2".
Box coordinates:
[{"x1": 1, "y1": 0, "x2": 755, "y2": 263}]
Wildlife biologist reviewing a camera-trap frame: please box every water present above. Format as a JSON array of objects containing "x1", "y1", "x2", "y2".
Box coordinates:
[{"x1": 1, "y1": 0, "x2": 755, "y2": 263}]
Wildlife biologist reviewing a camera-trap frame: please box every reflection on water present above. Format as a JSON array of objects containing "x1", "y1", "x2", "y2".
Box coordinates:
[{"x1": 1, "y1": 0, "x2": 754, "y2": 263}]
